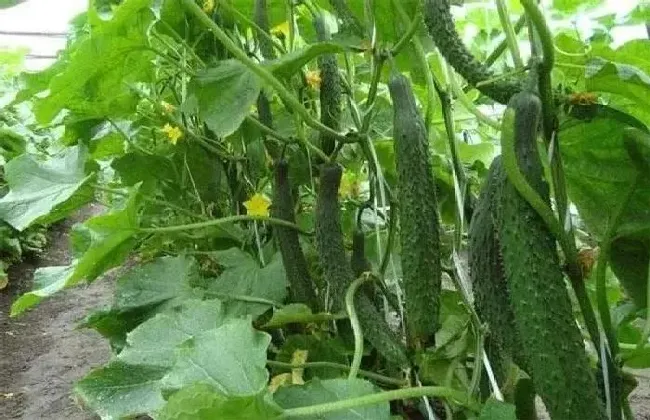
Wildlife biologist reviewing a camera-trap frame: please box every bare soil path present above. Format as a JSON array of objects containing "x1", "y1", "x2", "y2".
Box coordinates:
[{"x1": 0, "y1": 206, "x2": 112, "y2": 420}]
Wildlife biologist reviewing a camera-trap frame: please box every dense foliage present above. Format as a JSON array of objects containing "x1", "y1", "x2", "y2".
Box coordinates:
[{"x1": 1, "y1": 0, "x2": 649, "y2": 418}]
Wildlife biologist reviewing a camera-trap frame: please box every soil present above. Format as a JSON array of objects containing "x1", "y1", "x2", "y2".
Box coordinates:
[
  {"x1": 2, "y1": 204, "x2": 650, "y2": 420},
  {"x1": 0, "y1": 205, "x2": 112, "y2": 420}
]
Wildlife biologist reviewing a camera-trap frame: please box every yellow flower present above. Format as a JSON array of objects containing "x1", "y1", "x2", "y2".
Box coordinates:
[
  {"x1": 268, "y1": 373, "x2": 291, "y2": 393},
  {"x1": 244, "y1": 193, "x2": 272, "y2": 217},
  {"x1": 202, "y1": 0, "x2": 215, "y2": 14},
  {"x1": 271, "y1": 21, "x2": 290, "y2": 37},
  {"x1": 161, "y1": 124, "x2": 183, "y2": 145},
  {"x1": 290, "y1": 349, "x2": 308, "y2": 385},
  {"x1": 160, "y1": 101, "x2": 175, "y2": 114},
  {"x1": 306, "y1": 70, "x2": 321, "y2": 90},
  {"x1": 339, "y1": 171, "x2": 360, "y2": 199}
]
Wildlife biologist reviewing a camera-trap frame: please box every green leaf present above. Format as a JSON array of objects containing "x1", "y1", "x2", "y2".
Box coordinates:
[
  {"x1": 274, "y1": 335, "x2": 350, "y2": 380},
  {"x1": 118, "y1": 299, "x2": 228, "y2": 367},
  {"x1": 161, "y1": 318, "x2": 271, "y2": 396},
  {"x1": 113, "y1": 255, "x2": 200, "y2": 310},
  {"x1": 10, "y1": 188, "x2": 140, "y2": 316},
  {"x1": 560, "y1": 116, "x2": 650, "y2": 239},
  {"x1": 274, "y1": 378, "x2": 390, "y2": 420},
  {"x1": 158, "y1": 385, "x2": 281, "y2": 420},
  {"x1": 478, "y1": 398, "x2": 517, "y2": 420},
  {"x1": 31, "y1": 0, "x2": 158, "y2": 123},
  {"x1": 0, "y1": 0, "x2": 26, "y2": 9},
  {"x1": 183, "y1": 60, "x2": 261, "y2": 138},
  {"x1": 267, "y1": 42, "x2": 348, "y2": 79},
  {"x1": 74, "y1": 361, "x2": 168, "y2": 419},
  {"x1": 0, "y1": 146, "x2": 94, "y2": 231},
  {"x1": 0, "y1": 128, "x2": 26, "y2": 162},
  {"x1": 552, "y1": 0, "x2": 602, "y2": 14},
  {"x1": 10, "y1": 265, "x2": 75, "y2": 317},
  {"x1": 586, "y1": 58, "x2": 650, "y2": 110},
  {"x1": 207, "y1": 249, "x2": 287, "y2": 317},
  {"x1": 610, "y1": 237, "x2": 650, "y2": 309}
]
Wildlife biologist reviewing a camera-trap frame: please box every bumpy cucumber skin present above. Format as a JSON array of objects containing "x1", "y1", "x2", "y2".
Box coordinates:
[
  {"x1": 314, "y1": 15, "x2": 341, "y2": 157},
  {"x1": 350, "y1": 229, "x2": 372, "y2": 278},
  {"x1": 327, "y1": 0, "x2": 365, "y2": 37},
  {"x1": 315, "y1": 163, "x2": 408, "y2": 367},
  {"x1": 388, "y1": 73, "x2": 441, "y2": 348},
  {"x1": 272, "y1": 160, "x2": 318, "y2": 309},
  {"x1": 422, "y1": 0, "x2": 522, "y2": 104},
  {"x1": 496, "y1": 93, "x2": 606, "y2": 420},
  {"x1": 469, "y1": 157, "x2": 522, "y2": 382},
  {"x1": 254, "y1": 0, "x2": 276, "y2": 60}
]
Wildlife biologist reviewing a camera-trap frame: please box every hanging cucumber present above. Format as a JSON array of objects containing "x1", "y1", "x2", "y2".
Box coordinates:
[
  {"x1": 314, "y1": 13, "x2": 341, "y2": 157},
  {"x1": 315, "y1": 162, "x2": 408, "y2": 366},
  {"x1": 388, "y1": 72, "x2": 441, "y2": 349},
  {"x1": 422, "y1": 0, "x2": 522, "y2": 104},
  {"x1": 327, "y1": 0, "x2": 365, "y2": 37},
  {"x1": 496, "y1": 91, "x2": 606, "y2": 419},
  {"x1": 350, "y1": 229, "x2": 372, "y2": 278},
  {"x1": 272, "y1": 160, "x2": 319, "y2": 309}
]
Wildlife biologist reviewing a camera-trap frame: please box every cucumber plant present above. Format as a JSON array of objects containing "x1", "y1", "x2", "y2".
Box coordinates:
[{"x1": 1, "y1": 0, "x2": 649, "y2": 418}]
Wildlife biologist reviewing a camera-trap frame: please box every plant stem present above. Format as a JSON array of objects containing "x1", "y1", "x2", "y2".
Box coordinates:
[
  {"x1": 345, "y1": 274, "x2": 375, "y2": 380},
  {"x1": 139, "y1": 214, "x2": 311, "y2": 235},
  {"x1": 262, "y1": 312, "x2": 348, "y2": 328},
  {"x1": 495, "y1": 0, "x2": 524, "y2": 68},
  {"x1": 220, "y1": 0, "x2": 287, "y2": 55},
  {"x1": 485, "y1": 15, "x2": 526, "y2": 68},
  {"x1": 390, "y1": 11, "x2": 421, "y2": 58},
  {"x1": 449, "y1": 71, "x2": 501, "y2": 130},
  {"x1": 278, "y1": 386, "x2": 480, "y2": 418},
  {"x1": 519, "y1": 0, "x2": 554, "y2": 72},
  {"x1": 267, "y1": 361, "x2": 407, "y2": 387},
  {"x1": 205, "y1": 291, "x2": 283, "y2": 307},
  {"x1": 392, "y1": 0, "x2": 438, "y2": 130},
  {"x1": 180, "y1": 0, "x2": 344, "y2": 153}
]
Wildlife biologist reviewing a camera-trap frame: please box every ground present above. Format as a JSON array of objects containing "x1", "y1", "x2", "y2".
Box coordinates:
[{"x1": 2, "y1": 206, "x2": 650, "y2": 419}]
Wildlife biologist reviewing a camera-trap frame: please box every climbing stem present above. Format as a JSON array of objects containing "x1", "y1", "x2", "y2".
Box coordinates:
[
  {"x1": 485, "y1": 15, "x2": 526, "y2": 67},
  {"x1": 345, "y1": 274, "x2": 375, "y2": 380},
  {"x1": 279, "y1": 386, "x2": 480, "y2": 417},
  {"x1": 140, "y1": 214, "x2": 311, "y2": 235},
  {"x1": 519, "y1": 0, "x2": 554, "y2": 72},
  {"x1": 495, "y1": 0, "x2": 524, "y2": 68}
]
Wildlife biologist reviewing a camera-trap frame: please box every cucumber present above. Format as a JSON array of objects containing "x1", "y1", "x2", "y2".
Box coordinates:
[
  {"x1": 496, "y1": 92, "x2": 606, "y2": 419},
  {"x1": 315, "y1": 162, "x2": 408, "y2": 366},
  {"x1": 469, "y1": 157, "x2": 523, "y2": 387},
  {"x1": 350, "y1": 229, "x2": 372, "y2": 278},
  {"x1": 388, "y1": 72, "x2": 441, "y2": 348},
  {"x1": 314, "y1": 14, "x2": 341, "y2": 157},
  {"x1": 327, "y1": 0, "x2": 365, "y2": 37},
  {"x1": 254, "y1": 0, "x2": 276, "y2": 60},
  {"x1": 272, "y1": 160, "x2": 318, "y2": 309},
  {"x1": 422, "y1": 0, "x2": 522, "y2": 104}
]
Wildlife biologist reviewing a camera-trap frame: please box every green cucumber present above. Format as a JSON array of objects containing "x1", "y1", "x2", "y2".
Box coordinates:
[
  {"x1": 388, "y1": 72, "x2": 441, "y2": 348},
  {"x1": 350, "y1": 229, "x2": 372, "y2": 278},
  {"x1": 315, "y1": 162, "x2": 408, "y2": 366},
  {"x1": 422, "y1": 0, "x2": 522, "y2": 104},
  {"x1": 272, "y1": 160, "x2": 318, "y2": 309},
  {"x1": 496, "y1": 92, "x2": 606, "y2": 419},
  {"x1": 314, "y1": 13, "x2": 341, "y2": 156},
  {"x1": 327, "y1": 0, "x2": 365, "y2": 37}
]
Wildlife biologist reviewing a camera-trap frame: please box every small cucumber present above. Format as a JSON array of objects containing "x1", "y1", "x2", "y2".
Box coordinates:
[{"x1": 314, "y1": 14, "x2": 341, "y2": 156}]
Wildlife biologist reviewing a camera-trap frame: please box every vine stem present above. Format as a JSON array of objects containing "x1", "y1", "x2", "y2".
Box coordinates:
[
  {"x1": 519, "y1": 0, "x2": 554, "y2": 72},
  {"x1": 495, "y1": 0, "x2": 524, "y2": 68},
  {"x1": 180, "y1": 0, "x2": 342, "y2": 159},
  {"x1": 449, "y1": 71, "x2": 501, "y2": 130},
  {"x1": 219, "y1": 0, "x2": 287, "y2": 55},
  {"x1": 266, "y1": 361, "x2": 407, "y2": 387},
  {"x1": 278, "y1": 386, "x2": 480, "y2": 418},
  {"x1": 345, "y1": 273, "x2": 374, "y2": 380},
  {"x1": 485, "y1": 15, "x2": 526, "y2": 68},
  {"x1": 139, "y1": 214, "x2": 311, "y2": 235}
]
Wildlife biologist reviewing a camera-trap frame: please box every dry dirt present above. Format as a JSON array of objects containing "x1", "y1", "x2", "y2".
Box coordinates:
[{"x1": 2, "y1": 206, "x2": 650, "y2": 419}]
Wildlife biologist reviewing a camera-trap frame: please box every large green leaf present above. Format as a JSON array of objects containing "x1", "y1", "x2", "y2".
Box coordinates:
[
  {"x1": 267, "y1": 42, "x2": 348, "y2": 79},
  {"x1": 560, "y1": 116, "x2": 650, "y2": 239},
  {"x1": 29, "y1": 0, "x2": 157, "y2": 123},
  {"x1": 11, "y1": 188, "x2": 140, "y2": 316},
  {"x1": 74, "y1": 361, "x2": 168, "y2": 419},
  {"x1": 207, "y1": 248, "x2": 288, "y2": 317},
  {"x1": 118, "y1": 299, "x2": 228, "y2": 367},
  {"x1": 183, "y1": 60, "x2": 261, "y2": 138},
  {"x1": 586, "y1": 58, "x2": 650, "y2": 110},
  {"x1": 113, "y1": 255, "x2": 200, "y2": 310},
  {"x1": 157, "y1": 385, "x2": 281, "y2": 420},
  {"x1": 0, "y1": 146, "x2": 93, "y2": 231},
  {"x1": 161, "y1": 318, "x2": 271, "y2": 396},
  {"x1": 274, "y1": 378, "x2": 390, "y2": 420},
  {"x1": 478, "y1": 398, "x2": 517, "y2": 420}
]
